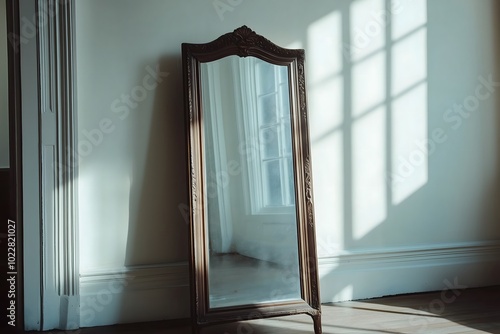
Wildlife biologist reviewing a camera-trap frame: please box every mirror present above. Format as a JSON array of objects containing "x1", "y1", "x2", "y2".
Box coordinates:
[{"x1": 183, "y1": 26, "x2": 321, "y2": 334}]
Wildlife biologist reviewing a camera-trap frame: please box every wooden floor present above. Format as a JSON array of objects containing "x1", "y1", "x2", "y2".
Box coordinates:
[{"x1": 43, "y1": 286, "x2": 500, "y2": 334}]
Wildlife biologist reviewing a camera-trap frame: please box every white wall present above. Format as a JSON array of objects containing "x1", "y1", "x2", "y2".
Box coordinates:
[
  {"x1": 0, "y1": 0, "x2": 9, "y2": 168},
  {"x1": 75, "y1": 0, "x2": 500, "y2": 327}
]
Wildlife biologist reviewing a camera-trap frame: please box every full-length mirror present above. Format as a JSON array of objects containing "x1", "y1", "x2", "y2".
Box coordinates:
[{"x1": 183, "y1": 26, "x2": 322, "y2": 334}]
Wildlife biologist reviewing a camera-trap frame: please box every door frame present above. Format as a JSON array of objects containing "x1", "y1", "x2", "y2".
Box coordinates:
[{"x1": 14, "y1": 0, "x2": 79, "y2": 331}]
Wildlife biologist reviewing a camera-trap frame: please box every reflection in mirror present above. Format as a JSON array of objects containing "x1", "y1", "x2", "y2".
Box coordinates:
[{"x1": 201, "y1": 56, "x2": 301, "y2": 308}]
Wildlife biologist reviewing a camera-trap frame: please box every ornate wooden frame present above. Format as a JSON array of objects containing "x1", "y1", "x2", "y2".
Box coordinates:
[{"x1": 182, "y1": 26, "x2": 321, "y2": 334}]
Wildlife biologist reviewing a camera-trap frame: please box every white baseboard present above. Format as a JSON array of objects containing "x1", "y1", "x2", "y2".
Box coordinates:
[
  {"x1": 79, "y1": 262, "x2": 190, "y2": 327},
  {"x1": 79, "y1": 241, "x2": 500, "y2": 326},
  {"x1": 318, "y1": 241, "x2": 500, "y2": 302}
]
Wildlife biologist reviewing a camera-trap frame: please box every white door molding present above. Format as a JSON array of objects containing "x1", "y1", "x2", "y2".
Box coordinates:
[{"x1": 38, "y1": 0, "x2": 79, "y2": 330}]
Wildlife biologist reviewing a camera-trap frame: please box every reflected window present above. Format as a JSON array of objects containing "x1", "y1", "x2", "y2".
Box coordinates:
[{"x1": 236, "y1": 58, "x2": 295, "y2": 213}]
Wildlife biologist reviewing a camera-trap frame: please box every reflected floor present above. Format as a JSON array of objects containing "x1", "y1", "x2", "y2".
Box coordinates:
[{"x1": 208, "y1": 253, "x2": 301, "y2": 308}]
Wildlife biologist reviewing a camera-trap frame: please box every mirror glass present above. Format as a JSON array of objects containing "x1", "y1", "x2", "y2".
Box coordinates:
[{"x1": 200, "y1": 56, "x2": 301, "y2": 309}]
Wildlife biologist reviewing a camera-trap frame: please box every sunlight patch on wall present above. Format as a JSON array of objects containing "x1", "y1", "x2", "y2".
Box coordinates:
[
  {"x1": 308, "y1": 10, "x2": 345, "y2": 255},
  {"x1": 391, "y1": 83, "x2": 428, "y2": 204},
  {"x1": 349, "y1": 0, "x2": 388, "y2": 241},
  {"x1": 313, "y1": 131, "x2": 344, "y2": 257},
  {"x1": 391, "y1": 28, "x2": 427, "y2": 96},
  {"x1": 352, "y1": 51, "x2": 386, "y2": 118},
  {"x1": 352, "y1": 107, "x2": 387, "y2": 240},
  {"x1": 79, "y1": 166, "x2": 131, "y2": 272},
  {"x1": 334, "y1": 284, "x2": 354, "y2": 301},
  {"x1": 310, "y1": 76, "x2": 344, "y2": 137},
  {"x1": 392, "y1": 0, "x2": 427, "y2": 40},
  {"x1": 350, "y1": 0, "x2": 385, "y2": 62},
  {"x1": 308, "y1": 11, "x2": 342, "y2": 83},
  {"x1": 389, "y1": 0, "x2": 428, "y2": 204},
  {"x1": 309, "y1": 0, "x2": 428, "y2": 245}
]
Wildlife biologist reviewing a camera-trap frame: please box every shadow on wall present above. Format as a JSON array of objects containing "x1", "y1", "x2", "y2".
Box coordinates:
[
  {"x1": 124, "y1": 55, "x2": 188, "y2": 267},
  {"x1": 113, "y1": 54, "x2": 190, "y2": 322}
]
